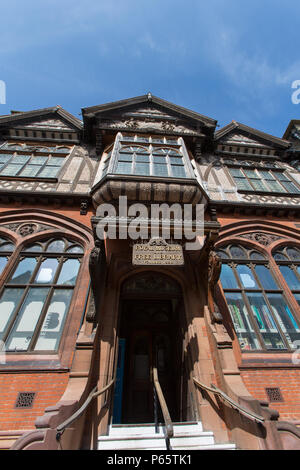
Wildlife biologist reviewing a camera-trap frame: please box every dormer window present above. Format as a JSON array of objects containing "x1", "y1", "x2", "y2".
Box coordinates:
[{"x1": 100, "y1": 133, "x2": 194, "y2": 180}]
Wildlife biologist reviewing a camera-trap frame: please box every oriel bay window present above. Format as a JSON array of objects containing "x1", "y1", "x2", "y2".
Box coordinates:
[
  {"x1": 0, "y1": 238, "x2": 84, "y2": 352},
  {"x1": 100, "y1": 133, "x2": 194, "y2": 180},
  {"x1": 217, "y1": 244, "x2": 300, "y2": 351}
]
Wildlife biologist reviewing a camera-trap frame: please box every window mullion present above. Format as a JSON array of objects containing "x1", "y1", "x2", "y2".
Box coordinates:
[
  {"x1": 240, "y1": 289, "x2": 265, "y2": 351},
  {"x1": 28, "y1": 286, "x2": 54, "y2": 351},
  {"x1": 1, "y1": 284, "x2": 30, "y2": 344}
]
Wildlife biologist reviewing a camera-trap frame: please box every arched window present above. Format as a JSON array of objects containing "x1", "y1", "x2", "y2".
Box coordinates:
[
  {"x1": 273, "y1": 246, "x2": 300, "y2": 306},
  {"x1": 0, "y1": 237, "x2": 84, "y2": 352},
  {"x1": 0, "y1": 237, "x2": 15, "y2": 275},
  {"x1": 217, "y1": 244, "x2": 300, "y2": 351}
]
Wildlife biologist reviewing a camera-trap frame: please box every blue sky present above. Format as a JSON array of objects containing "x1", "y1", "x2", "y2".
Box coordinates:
[{"x1": 1, "y1": 0, "x2": 300, "y2": 137}]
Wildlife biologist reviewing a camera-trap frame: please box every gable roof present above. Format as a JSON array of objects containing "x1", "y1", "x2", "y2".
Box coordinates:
[
  {"x1": 215, "y1": 120, "x2": 290, "y2": 149},
  {"x1": 0, "y1": 105, "x2": 83, "y2": 131},
  {"x1": 82, "y1": 94, "x2": 217, "y2": 129},
  {"x1": 283, "y1": 119, "x2": 300, "y2": 141}
]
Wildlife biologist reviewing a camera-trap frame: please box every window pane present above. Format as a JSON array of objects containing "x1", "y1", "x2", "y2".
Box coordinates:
[
  {"x1": 0, "y1": 256, "x2": 8, "y2": 274},
  {"x1": 34, "y1": 289, "x2": 73, "y2": 351},
  {"x1": 12, "y1": 155, "x2": 30, "y2": 164},
  {"x1": 5, "y1": 287, "x2": 49, "y2": 351},
  {"x1": 57, "y1": 259, "x2": 80, "y2": 285},
  {"x1": 47, "y1": 240, "x2": 65, "y2": 252},
  {"x1": 9, "y1": 258, "x2": 37, "y2": 284},
  {"x1": 34, "y1": 258, "x2": 59, "y2": 284},
  {"x1": 0, "y1": 154, "x2": 12, "y2": 163},
  {"x1": 153, "y1": 164, "x2": 168, "y2": 177},
  {"x1": 224, "y1": 292, "x2": 260, "y2": 350},
  {"x1": 267, "y1": 293, "x2": 300, "y2": 348},
  {"x1": 19, "y1": 165, "x2": 42, "y2": 177},
  {"x1": 153, "y1": 156, "x2": 166, "y2": 164},
  {"x1": 39, "y1": 166, "x2": 60, "y2": 178},
  {"x1": 279, "y1": 266, "x2": 300, "y2": 290},
  {"x1": 220, "y1": 264, "x2": 239, "y2": 289},
  {"x1": 0, "y1": 243, "x2": 14, "y2": 251},
  {"x1": 0, "y1": 288, "x2": 24, "y2": 337},
  {"x1": 66, "y1": 245, "x2": 84, "y2": 254},
  {"x1": 116, "y1": 162, "x2": 132, "y2": 174},
  {"x1": 246, "y1": 293, "x2": 285, "y2": 349},
  {"x1": 250, "y1": 251, "x2": 266, "y2": 260},
  {"x1": 170, "y1": 157, "x2": 183, "y2": 165},
  {"x1": 171, "y1": 166, "x2": 186, "y2": 178},
  {"x1": 47, "y1": 157, "x2": 64, "y2": 166},
  {"x1": 273, "y1": 252, "x2": 287, "y2": 261},
  {"x1": 135, "y1": 155, "x2": 149, "y2": 163},
  {"x1": 230, "y1": 246, "x2": 247, "y2": 259},
  {"x1": 294, "y1": 294, "x2": 300, "y2": 306},
  {"x1": 24, "y1": 244, "x2": 43, "y2": 252},
  {"x1": 281, "y1": 182, "x2": 300, "y2": 193},
  {"x1": 118, "y1": 153, "x2": 132, "y2": 162},
  {"x1": 0, "y1": 164, "x2": 23, "y2": 176},
  {"x1": 251, "y1": 180, "x2": 267, "y2": 191},
  {"x1": 135, "y1": 162, "x2": 150, "y2": 176},
  {"x1": 31, "y1": 156, "x2": 48, "y2": 165},
  {"x1": 286, "y1": 248, "x2": 300, "y2": 261},
  {"x1": 255, "y1": 265, "x2": 278, "y2": 290},
  {"x1": 236, "y1": 265, "x2": 258, "y2": 289}
]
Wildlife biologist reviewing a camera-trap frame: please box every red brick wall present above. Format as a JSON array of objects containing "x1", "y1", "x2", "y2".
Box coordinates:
[
  {"x1": 0, "y1": 372, "x2": 69, "y2": 431},
  {"x1": 241, "y1": 370, "x2": 300, "y2": 421}
]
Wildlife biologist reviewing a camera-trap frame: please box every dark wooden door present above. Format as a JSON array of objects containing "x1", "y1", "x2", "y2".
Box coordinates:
[{"x1": 120, "y1": 301, "x2": 179, "y2": 424}]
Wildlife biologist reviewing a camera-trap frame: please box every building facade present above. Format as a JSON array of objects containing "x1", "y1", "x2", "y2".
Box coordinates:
[{"x1": 0, "y1": 95, "x2": 299, "y2": 450}]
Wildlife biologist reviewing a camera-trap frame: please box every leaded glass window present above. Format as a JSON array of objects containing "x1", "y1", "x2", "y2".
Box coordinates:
[
  {"x1": 0, "y1": 238, "x2": 84, "y2": 352},
  {"x1": 228, "y1": 167, "x2": 300, "y2": 194},
  {"x1": 0, "y1": 143, "x2": 70, "y2": 179},
  {"x1": 273, "y1": 246, "x2": 300, "y2": 307},
  {"x1": 0, "y1": 237, "x2": 15, "y2": 275},
  {"x1": 102, "y1": 133, "x2": 193, "y2": 179},
  {"x1": 217, "y1": 244, "x2": 300, "y2": 351}
]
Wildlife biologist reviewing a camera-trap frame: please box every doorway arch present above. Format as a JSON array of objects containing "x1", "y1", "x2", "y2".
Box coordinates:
[{"x1": 111, "y1": 271, "x2": 197, "y2": 425}]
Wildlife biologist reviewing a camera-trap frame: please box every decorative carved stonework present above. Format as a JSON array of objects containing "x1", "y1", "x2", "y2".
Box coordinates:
[
  {"x1": 2, "y1": 222, "x2": 55, "y2": 237},
  {"x1": 80, "y1": 199, "x2": 89, "y2": 215},
  {"x1": 208, "y1": 251, "x2": 222, "y2": 286},
  {"x1": 238, "y1": 232, "x2": 284, "y2": 246},
  {"x1": 86, "y1": 240, "x2": 107, "y2": 323}
]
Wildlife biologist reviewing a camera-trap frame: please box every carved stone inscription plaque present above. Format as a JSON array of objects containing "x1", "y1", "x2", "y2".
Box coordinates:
[{"x1": 132, "y1": 238, "x2": 184, "y2": 266}]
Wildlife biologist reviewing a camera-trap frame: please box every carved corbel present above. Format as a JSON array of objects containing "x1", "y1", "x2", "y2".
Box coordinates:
[{"x1": 86, "y1": 240, "x2": 107, "y2": 323}]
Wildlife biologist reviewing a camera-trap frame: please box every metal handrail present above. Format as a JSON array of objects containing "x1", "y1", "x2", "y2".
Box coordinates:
[
  {"x1": 152, "y1": 366, "x2": 174, "y2": 439},
  {"x1": 56, "y1": 378, "x2": 115, "y2": 440},
  {"x1": 193, "y1": 377, "x2": 265, "y2": 424}
]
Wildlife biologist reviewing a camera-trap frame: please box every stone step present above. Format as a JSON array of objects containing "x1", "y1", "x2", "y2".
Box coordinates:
[
  {"x1": 97, "y1": 421, "x2": 236, "y2": 450},
  {"x1": 108, "y1": 422, "x2": 203, "y2": 437}
]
